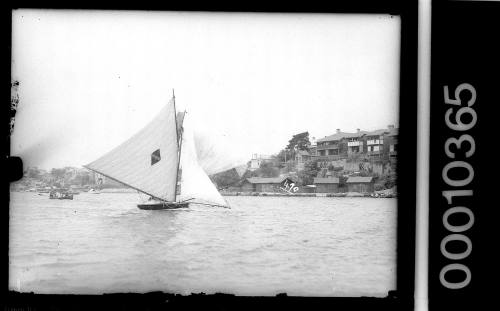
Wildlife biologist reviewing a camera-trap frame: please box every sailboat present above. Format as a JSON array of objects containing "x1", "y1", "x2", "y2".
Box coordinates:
[{"x1": 83, "y1": 92, "x2": 229, "y2": 210}]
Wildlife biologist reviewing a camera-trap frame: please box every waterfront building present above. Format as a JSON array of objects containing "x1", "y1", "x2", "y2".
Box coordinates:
[
  {"x1": 241, "y1": 176, "x2": 297, "y2": 192},
  {"x1": 313, "y1": 177, "x2": 341, "y2": 193},
  {"x1": 346, "y1": 176, "x2": 375, "y2": 193}
]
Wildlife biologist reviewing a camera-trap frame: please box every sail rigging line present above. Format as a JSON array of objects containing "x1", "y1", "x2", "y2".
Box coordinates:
[
  {"x1": 189, "y1": 201, "x2": 231, "y2": 209},
  {"x1": 175, "y1": 126, "x2": 184, "y2": 203},
  {"x1": 83, "y1": 165, "x2": 167, "y2": 202},
  {"x1": 178, "y1": 197, "x2": 195, "y2": 203},
  {"x1": 172, "y1": 90, "x2": 183, "y2": 203},
  {"x1": 136, "y1": 190, "x2": 144, "y2": 202}
]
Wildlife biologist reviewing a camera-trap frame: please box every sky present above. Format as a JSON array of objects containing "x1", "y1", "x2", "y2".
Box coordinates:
[{"x1": 11, "y1": 10, "x2": 400, "y2": 170}]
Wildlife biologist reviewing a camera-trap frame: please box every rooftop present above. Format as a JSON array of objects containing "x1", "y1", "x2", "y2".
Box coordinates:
[
  {"x1": 317, "y1": 131, "x2": 351, "y2": 142},
  {"x1": 316, "y1": 131, "x2": 369, "y2": 142},
  {"x1": 387, "y1": 128, "x2": 399, "y2": 137},
  {"x1": 343, "y1": 131, "x2": 369, "y2": 139},
  {"x1": 317, "y1": 127, "x2": 399, "y2": 143},
  {"x1": 364, "y1": 129, "x2": 389, "y2": 137},
  {"x1": 246, "y1": 177, "x2": 294, "y2": 184},
  {"x1": 313, "y1": 177, "x2": 340, "y2": 184},
  {"x1": 346, "y1": 176, "x2": 374, "y2": 183}
]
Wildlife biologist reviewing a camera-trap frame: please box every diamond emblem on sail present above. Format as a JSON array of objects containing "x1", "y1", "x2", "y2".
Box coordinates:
[{"x1": 151, "y1": 149, "x2": 161, "y2": 165}]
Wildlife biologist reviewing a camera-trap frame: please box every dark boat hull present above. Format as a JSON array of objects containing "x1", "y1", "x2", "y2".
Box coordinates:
[
  {"x1": 137, "y1": 202, "x2": 189, "y2": 210},
  {"x1": 49, "y1": 196, "x2": 73, "y2": 200}
]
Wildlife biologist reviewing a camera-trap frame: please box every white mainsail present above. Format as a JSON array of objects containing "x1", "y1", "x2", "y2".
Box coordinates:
[
  {"x1": 177, "y1": 114, "x2": 228, "y2": 207},
  {"x1": 193, "y1": 129, "x2": 249, "y2": 176},
  {"x1": 84, "y1": 98, "x2": 179, "y2": 201}
]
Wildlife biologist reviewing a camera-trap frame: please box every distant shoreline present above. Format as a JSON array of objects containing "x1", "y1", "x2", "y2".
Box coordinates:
[
  {"x1": 11, "y1": 188, "x2": 396, "y2": 198},
  {"x1": 220, "y1": 192, "x2": 396, "y2": 198}
]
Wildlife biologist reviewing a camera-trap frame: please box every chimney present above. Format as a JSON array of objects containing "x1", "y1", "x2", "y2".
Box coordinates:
[
  {"x1": 357, "y1": 128, "x2": 360, "y2": 133},
  {"x1": 388, "y1": 124, "x2": 395, "y2": 130},
  {"x1": 336, "y1": 129, "x2": 340, "y2": 134}
]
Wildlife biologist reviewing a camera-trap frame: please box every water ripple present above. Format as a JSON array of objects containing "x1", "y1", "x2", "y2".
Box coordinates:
[{"x1": 9, "y1": 192, "x2": 396, "y2": 297}]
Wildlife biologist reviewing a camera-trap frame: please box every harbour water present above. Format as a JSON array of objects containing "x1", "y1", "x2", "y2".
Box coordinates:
[{"x1": 9, "y1": 192, "x2": 396, "y2": 297}]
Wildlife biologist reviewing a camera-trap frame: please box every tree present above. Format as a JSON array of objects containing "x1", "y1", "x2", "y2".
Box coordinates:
[
  {"x1": 275, "y1": 149, "x2": 288, "y2": 166},
  {"x1": 287, "y1": 131, "x2": 310, "y2": 151},
  {"x1": 256, "y1": 161, "x2": 280, "y2": 178},
  {"x1": 27, "y1": 167, "x2": 41, "y2": 179},
  {"x1": 50, "y1": 168, "x2": 65, "y2": 179},
  {"x1": 298, "y1": 159, "x2": 320, "y2": 185},
  {"x1": 210, "y1": 168, "x2": 241, "y2": 189},
  {"x1": 276, "y1": 132, "x2": 311, "y2": 165},
  {"x1": 383, "y1": 172, "x2": 397, "y2": 189},
  {"x1": 239, "y1": 169, "x2": 258, "y2": 182},
  {"x1": 286, "y1": 131, "x2": 310, "y2": 154},
  {"x1": 80, "y1": 173, "x2": 90, "y2": 186}
]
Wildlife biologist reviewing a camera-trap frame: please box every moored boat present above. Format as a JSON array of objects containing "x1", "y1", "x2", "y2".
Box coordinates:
[{"x1": 49, "y1": 190, "x2": 73, "y2": 200}]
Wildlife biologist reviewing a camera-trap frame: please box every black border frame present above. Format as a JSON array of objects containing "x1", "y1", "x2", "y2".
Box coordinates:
[
  {"x1": 3, "y1": 2, "x2": 417, "y2": 310},
  {"x1": 428, "y1": 1, "x2": 500, "y2": 310}
]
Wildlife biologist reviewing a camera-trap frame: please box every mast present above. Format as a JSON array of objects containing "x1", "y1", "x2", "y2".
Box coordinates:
[{"x1": 172, "y1": 89, "x2": 183, "y2": 202}]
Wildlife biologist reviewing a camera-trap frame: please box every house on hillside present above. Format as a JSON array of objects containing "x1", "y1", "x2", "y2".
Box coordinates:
[
  {"x1": 295, "y1": 150, "x2": 312, "y2": 171},
  {"x1": 364, "y1": 129, "x2": 387, "y2": 158},
  {"x1": 345, "y1": 129, "x2": 368, "y2": 157},
  {"x1": 316, "y1": 125, "x2": 399, "y2": 161},
  {"x1": 249, "y1": 154, "x2": 275, "y2": 171},
  {"x1": 364, "y1": 125, "x2": 399, "y2": 159},
  {"x1": 346, "y1": 176, "x2": 374, "y2": 193},
  {"x1": 313, "y1": 177, "x2": 340, "y2": 193},
  {"x1": 315, "y1": 128, "x2": 368, "y2": 159},
  {"x1": 386, "y1": 125, "x2": 398, "y2": 158},
  {"x1": 309, "y1": 137, "x2": 317, "y2": 157},
  {"x1": 316, "y1": 129, "x2": 349, "y2": 159}
]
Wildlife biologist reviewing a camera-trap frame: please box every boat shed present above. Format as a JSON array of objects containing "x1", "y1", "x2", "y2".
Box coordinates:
[
  {"x1": 346, "y1": 176, "x2": 374, "y2": 193},
  {"x1": 313, "y1": 177, "x2": 340, "y2": 193},
  {"x1": 242, "y1": 177, "x2": 296, "y2": 193}
]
